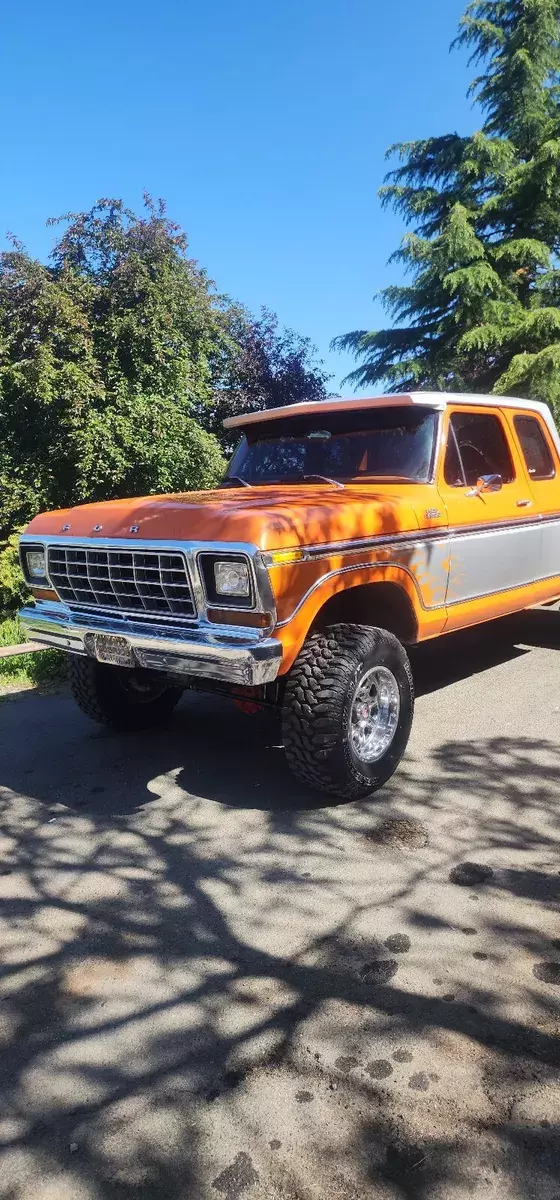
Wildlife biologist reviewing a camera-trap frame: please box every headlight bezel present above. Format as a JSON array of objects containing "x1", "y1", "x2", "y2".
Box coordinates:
[
  {"x1": 20, "y1": 543, "x2": 50, "y2": 586},
  {"x1": 198, "y1": 552, "x2": 255, "y2": 610}
]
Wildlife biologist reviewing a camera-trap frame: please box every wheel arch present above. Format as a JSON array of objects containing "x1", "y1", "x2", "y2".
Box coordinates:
[{"x1": 310, "y1": 581, "x2": 419, "y2": 644}]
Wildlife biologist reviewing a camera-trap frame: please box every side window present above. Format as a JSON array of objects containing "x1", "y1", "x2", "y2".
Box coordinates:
[
  {"x1": 444, "y1": 411, "x2": 515, "y2": 487},
  {"x1": 514, "y1": 415, "x2": 555, "y2": 480}
]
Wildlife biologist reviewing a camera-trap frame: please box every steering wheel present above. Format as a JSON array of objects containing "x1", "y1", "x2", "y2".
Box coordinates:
[{"x1": 459, "y1": 441, "x2": 492, "y2": 485}]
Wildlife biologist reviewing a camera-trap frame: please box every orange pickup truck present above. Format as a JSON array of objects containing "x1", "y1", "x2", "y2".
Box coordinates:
[{"x1": 19, "y1": 392, "x2": 560, "y2": 798}]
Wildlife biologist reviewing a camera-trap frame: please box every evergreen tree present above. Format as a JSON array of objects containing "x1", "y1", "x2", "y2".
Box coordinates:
[{"x1": 336, "y1": 0, "x2": 560, "y2": 412}]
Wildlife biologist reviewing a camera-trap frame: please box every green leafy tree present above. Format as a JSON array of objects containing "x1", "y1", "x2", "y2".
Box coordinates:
[
  {"x1": 200, "y1": 306, "x2": 332, "y2": 451},
  {"x1": 336, "y1": 0, "x2": 560, "y2": 413},
  {"x1": 0, "y1": 199, "x2": 227, "y2": 536},
  {"x1": 0, "y1": 197, "x2": 329, "y2": 536}
]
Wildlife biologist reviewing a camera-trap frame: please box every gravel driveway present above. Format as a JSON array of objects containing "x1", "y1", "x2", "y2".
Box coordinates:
[{"x1": 0, "y1": 610, "x2": 559, "y2": 1200}]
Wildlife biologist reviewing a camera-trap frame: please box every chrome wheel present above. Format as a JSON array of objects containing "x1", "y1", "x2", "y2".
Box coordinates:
[{"x1": 348, "y1": 665, "x2": 400, "y2": 764}]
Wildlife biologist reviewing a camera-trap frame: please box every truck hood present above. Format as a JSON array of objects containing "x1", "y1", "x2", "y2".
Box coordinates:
[{"x1": 25, "y1": 485, "x2": 421, "y2": 552}]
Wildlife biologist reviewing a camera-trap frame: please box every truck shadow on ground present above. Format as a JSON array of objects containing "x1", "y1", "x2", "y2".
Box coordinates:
[
  {"x1": 0, "y1": 607, "x2": 549, "y2": 823},
  {"x1": 0, "y1": 608, "x2": 559, "y2": 1199},
  {"x1": 70, "y1": 609, "x2": 550, "y2": 817}
]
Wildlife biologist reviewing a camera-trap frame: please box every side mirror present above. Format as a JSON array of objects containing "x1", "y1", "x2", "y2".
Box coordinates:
[{"x1": 467, "y1": 473, "x2": 503, "y2": 497}]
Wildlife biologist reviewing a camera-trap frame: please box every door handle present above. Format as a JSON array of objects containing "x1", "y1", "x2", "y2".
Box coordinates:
[{"x1": 516, "y1": 499, "x2": 533, "y2": 507}]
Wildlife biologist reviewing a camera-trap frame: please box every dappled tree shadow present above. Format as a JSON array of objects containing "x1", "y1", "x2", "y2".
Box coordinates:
[{"x1": 0, "y1": 615, "x2": 559, "y2": 1198}]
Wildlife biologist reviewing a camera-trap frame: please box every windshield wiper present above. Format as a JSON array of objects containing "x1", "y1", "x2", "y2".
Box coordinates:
[
  {"x1": 302, "y1": 474, "x2": 345, "y2": 490},
  {"x1": 221, "y1": 475, "x2": 253, "y2": 488}
]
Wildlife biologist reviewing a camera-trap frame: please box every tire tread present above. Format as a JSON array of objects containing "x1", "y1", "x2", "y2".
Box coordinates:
[
  {"x1": 68, "y1": 655, "x2": 111, "y2": 724},
  {"x1": 67, "y1": 654, "x2": 182, "y2": 730},
  {"x1": 282, "y1": 623, "x2": 413, "y2": 800}
]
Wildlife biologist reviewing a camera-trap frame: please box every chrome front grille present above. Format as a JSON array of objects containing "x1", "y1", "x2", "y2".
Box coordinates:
[{"x1": 47, "y1": 545, "x2": 196, "y2": 622}]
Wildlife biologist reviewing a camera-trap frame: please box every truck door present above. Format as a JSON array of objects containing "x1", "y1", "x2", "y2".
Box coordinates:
[
  {"x1": 437, "y1": 406, "x2": 541, "y2": 610},
  {"x1": 505, "y1": 409, "x2": 560, "y2": 583}
]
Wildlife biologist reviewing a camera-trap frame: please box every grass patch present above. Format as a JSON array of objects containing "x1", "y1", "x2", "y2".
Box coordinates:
[{"x1": 0, "y1": 615, "x2": 67, "y2": 690}]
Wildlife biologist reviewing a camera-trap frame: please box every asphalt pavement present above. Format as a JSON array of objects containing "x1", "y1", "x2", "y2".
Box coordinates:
[{"x1": 0, "y1": 609, "x2": 559, "y2": 1200}]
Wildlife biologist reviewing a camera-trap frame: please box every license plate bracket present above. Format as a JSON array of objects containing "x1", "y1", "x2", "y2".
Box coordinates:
[{"x1": 93, "y1": 633, "x2": 135, "y2": 668}]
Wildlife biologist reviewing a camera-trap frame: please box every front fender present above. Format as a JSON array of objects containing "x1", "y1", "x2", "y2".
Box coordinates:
[{"x1": 272, "y1": 548, "x2": 449, "y2": 673}]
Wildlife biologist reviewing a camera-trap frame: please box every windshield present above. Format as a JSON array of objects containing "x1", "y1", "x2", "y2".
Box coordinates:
[{"x1": 224, "y1": 406, "x2": 438, "y2": 486}]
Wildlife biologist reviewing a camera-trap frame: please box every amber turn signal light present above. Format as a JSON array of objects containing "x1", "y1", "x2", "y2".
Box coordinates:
[
  {"x1": 266, "y1": 548, "x2": 305, "y2": 565},
  {"x1": 31, "y1": 587, "x2": 59, "y2": 602},
  {"x1": 207, "y1": 608, "x2": 273, "y2": 628}
]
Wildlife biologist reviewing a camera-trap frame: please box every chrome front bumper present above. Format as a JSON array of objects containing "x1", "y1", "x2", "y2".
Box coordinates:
[{"x1": 19, "y1": 603, "x2": 283, "y2": 687}]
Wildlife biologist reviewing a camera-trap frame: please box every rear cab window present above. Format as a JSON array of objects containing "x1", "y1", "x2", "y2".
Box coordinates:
[
  {"x1": 443, "y1": 410, "x2": 515, "y2": 487},
  {"x1": 514, "y1": 415, "x2": 556, "y2": 480}
]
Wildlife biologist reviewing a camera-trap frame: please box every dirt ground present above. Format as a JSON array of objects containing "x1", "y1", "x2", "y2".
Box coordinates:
[{"x1": 0, "y1": 610, "x2": 559, "y2": 1200}]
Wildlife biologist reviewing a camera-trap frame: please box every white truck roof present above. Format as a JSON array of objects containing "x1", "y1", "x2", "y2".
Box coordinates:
[{"x1": 224, "y1": 391, "x2": 560, "y2": 455}]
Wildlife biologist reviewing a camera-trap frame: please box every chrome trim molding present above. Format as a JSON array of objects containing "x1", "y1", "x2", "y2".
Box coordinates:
[
  {"x1": 264, "y1": 508, "x2": 560, "y2": 566},
  {"x1": 276, "y1": 548, "x2": 560, "y2": 627},
  {"x1": 444, "y1": 570, "x2": 560, "y2": 608},
  {"x1": 275, "y1": 559, "x2": 437, "y2": 626},
  {"x1": 19, "y1": 602, "x2": 282, "y2": 687}
]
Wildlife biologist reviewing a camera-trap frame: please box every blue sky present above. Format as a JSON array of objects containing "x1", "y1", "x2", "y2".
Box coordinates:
[{"x1": 1, "y1": 0, "x2": 477, "y2": 392}]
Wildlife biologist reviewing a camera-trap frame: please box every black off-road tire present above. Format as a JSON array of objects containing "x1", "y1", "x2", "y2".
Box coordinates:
[
  {"x1": 67, "y1": 654, "x2": 183, "y2": 731},
  {"x1": 282, "y1": 623, "x2": 414, "y2": 800}
]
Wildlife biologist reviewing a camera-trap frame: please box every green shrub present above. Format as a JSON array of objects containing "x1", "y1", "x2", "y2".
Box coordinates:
[
  {"x1": 0, "y1": 531, "x2": 27, "y2": 612},
  {"x1": 0, "y1": 615, "x2": 66, "y2": 688}
]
